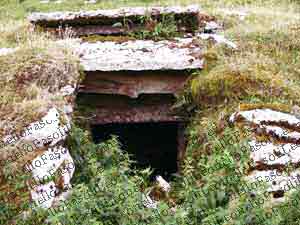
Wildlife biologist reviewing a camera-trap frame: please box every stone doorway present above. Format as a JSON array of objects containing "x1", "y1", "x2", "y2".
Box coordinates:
[{"x1": 91, "y1": 122, "x2": 185, "y2": 180}]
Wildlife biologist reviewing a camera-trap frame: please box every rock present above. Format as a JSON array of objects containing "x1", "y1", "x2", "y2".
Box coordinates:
[
  {"x1": 247, "y1": 169, "x2": 300, "y2": 192},
  {"x1": 291, "y1": 105, "x2": 300, "y2": 119},
  {"x1": 73, "y1": 38, "x2": 204, "y2": 71},
  {"x1": 29, "y1": 155, "x2": 74, "y2": 209},
  {"x1": 28, "y1": 5, "x2": 202, "y2": 36},
  {"x1": 30, "y1": 181, "x2": 57, "y2": 208},
  {"x1": 3, "y1": 108, "x2": 71, "y2": 148},
  {"x1": 142, "y1": 192, "x2": 158, "y2": 209},
  {"x1": 230, "y1": 108, "x2": 300, "y2": 126},
  {"x1": 1, "y1": 86, "x2": 77, "y2": 209},
  {"x1": 204, "y1": 21, "x2": 221, "y2": 33},
  {"x1": 85, "y1": 0, "x2": 97, "y2": 3},
  {"x1": 248, "y1": 140, "x2": 300, "y2": 166},
  {"x1": 221, "y1": 9, "x2": 248, "y2": 20},
  {"x1": 197, "y1": 33, "x2": 237, "y2": 49},
  {"x1": 230, "y1": 107, "x2": 300, "y2": 201},
  {"x1": 0, "y1": 48, "x2": 17, "y2": 56},
  {"x1": 17, "y1": 108, "x2": 75, "y2": 209},
  {"x1": 28, "y1": 5, "x2": 200, "y2": 25},
  {"x1": 156, "y1": 175, "x2": 171, "y2": 192},
  {"x1": 60, "y1": 85, "x2": 76, "y2": 96},
  {"x1": 142, "y1": 175, "x2": 170, "y2": 209},
  {"x1": 63, "y1": 105, "x2": 73, "y2": 114}
]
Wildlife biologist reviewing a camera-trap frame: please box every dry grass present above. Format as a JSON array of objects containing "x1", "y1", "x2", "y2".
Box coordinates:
[
  {"x1": 0, "y1": 38, "x2": 81, "y2": 135},
  {"x1": 0, "y1": 37, "x2": 81, "y2": 218},
  {"x1": 181, "y1": 1, "x2": 300, "y2": 202},
  {"x1": 188, "y1": 0, "x2": 300, "y2": 111},
  {"x1": 0, "y1": 35, "x2": 81, "y2": 187}
]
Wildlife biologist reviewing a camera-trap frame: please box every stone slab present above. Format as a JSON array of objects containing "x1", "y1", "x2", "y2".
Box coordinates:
[{"x1": 74, "y1": 38, "x2": 203, "y2": 71}]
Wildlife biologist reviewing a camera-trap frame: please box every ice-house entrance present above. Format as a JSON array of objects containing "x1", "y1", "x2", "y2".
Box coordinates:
[
  {"x1": 91, "y1": 121, "x2": 180, "y2": 179},
  {"x1": 76, "y1": 92, "x2": 189, "y2": 180},
  {"x1": 71, "y1": 15, "x2": 203, "y2": 179},
  {"x1": 29, "y1": 5, "x2": 205, "y2": 179}
]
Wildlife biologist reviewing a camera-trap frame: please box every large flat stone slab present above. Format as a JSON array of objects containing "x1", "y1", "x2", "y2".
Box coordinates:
[
  {"x1": 79, "y1": 70, "x2": 190, "y2": 98},
  {"x1": 28, "y1": 5, "x2": 202, "y2": 36},
  {"x1": 74, "y1": 38, "x2": 203, "y2": 71},
  {"x1": 28, "y1": 5, "x2": 200, "y2": 26},
  {"x1": 76, "y1": 94, "x2": 182, "y2": 124}
]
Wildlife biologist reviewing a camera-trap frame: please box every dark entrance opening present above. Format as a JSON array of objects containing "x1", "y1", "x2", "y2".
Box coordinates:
[{"x1": 91, "y1": 122, "x2": 179, "y2": 180}]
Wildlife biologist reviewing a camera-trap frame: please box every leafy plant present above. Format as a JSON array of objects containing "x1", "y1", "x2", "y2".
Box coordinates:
[{"x1": 130, "y1": 14, "x2": 179, "y2": 40}]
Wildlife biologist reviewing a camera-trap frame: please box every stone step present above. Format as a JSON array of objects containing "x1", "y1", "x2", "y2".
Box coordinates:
[
  {"x1": 28, "y1": 5, "x2": 204, "y2": 36},
  {"x1": 70, "y1": 37, "x2": 203, "y2": 98},
  {"x1": 70, "y1": 38, "x2": 203, "y2": 72}
]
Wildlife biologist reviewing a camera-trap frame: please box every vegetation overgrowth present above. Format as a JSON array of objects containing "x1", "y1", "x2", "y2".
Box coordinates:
[{"x1": 0, "y1": 0, "x2": 300, "y2": 224}]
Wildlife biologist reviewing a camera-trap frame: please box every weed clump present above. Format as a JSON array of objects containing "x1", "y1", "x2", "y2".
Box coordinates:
[{"x1": 130, "y1": 14, "x2": 181, "y2": 40}]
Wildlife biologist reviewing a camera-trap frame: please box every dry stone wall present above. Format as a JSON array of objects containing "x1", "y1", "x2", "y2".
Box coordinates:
[{"x1": 230, "y1": 108, "x2": 300, "y2": 202}]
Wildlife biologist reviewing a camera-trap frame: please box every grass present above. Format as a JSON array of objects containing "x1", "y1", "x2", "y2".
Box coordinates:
[
  {"x1": 175, "y1": 2, "x2": 300, "y2": 223},
  {"x1": 0, "y1": 32, "x2": 82, "y2": 224},
  {"x1": 0, "y1": 37, "x2": 81, "y2": 132},
  {"x1": 0, "y1": 35, "x2": 81, "y2": 188},
  {"x1": 0, "y1": 0, "x2": 299, "y2": 47},
  {"x1": 180, "y1": 0, "x2": 300, "y2": 169}
]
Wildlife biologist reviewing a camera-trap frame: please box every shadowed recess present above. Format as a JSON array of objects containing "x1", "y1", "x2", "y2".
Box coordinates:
[{"x1": 91, "y1": 122, "x2": 179, "y2": 180}]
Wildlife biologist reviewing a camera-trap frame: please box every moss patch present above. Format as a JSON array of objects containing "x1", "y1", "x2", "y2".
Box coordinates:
[{"x1": 82, "y1": 35, "x2": 136, "y2": 43}]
